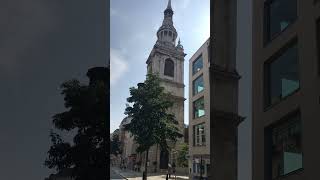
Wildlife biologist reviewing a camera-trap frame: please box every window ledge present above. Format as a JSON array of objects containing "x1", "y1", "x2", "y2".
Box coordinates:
[
  {"x1": 273, "y1": 168, "x2": 304, "y2": 180},
  {"x1": 193, "y1": 115, "x2": 206, "y2": 120},
  {"x1": 264, "y1": 87, "x2": 300, "y2": 112},
  {"x1": 264, "y1": 16, "x2": 297, "y2": 48}
]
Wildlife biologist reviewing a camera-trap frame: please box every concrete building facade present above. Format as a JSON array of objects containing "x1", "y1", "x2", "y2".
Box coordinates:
[
  {"x1": 209, "y1": 0, "x2": 244, "y2": 180},
  {"x1": 252, "y1": 0, "x2": 320, "y2": 180},
  {"x1": 188, "y1": 38, "x2": 211, "y2": 179}
]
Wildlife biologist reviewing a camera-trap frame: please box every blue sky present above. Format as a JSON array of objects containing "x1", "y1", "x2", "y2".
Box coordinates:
[{"x1": 110, "y1": 0, "x2": 209, "y2": 133}]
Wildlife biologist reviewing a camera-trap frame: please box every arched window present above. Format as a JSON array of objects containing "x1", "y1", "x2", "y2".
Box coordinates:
[{"x1": 164, "y1": 59, "x2": 174, "y2": 77}]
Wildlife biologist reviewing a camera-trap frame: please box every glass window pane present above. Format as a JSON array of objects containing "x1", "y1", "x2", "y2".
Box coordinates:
[
  {"x1": 264, "y1": 0, "x2": 297, "y2": 42},
  {"x1": 193, "y1": 55, "x2": 203, "y2": 75},
  {"x1": 193, "y1": 75, "x2": 204, "y2": 95},
  {"x1": 194, "y1": 97, "x2": 205, "y2": 118},
  {"x1": 164, "y1": 59, "x2": 174, "y2": 77},
  {"x1": 194, "y1": 123, "x2": 205, "y2": 146},
  {"x1": 265, "y1": 42, "x2": 299, "y2": 107},
  {"x1": 197, "y1": 163, "x2": 200, "y2": 173},
  {"x1": 270, "y1": 113, "x2": 302, "y2": 179}
]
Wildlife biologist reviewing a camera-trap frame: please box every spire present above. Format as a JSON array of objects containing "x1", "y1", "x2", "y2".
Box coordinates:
[
  {"x1": 156, "y1": 0, "x2": 178, "y2": 46},
  {"x1": 166, "y1": 0, "x2": 172, "y2": 10},
  {"x1": 164, "y1": 0, "x2": 173, "y2": 16}
]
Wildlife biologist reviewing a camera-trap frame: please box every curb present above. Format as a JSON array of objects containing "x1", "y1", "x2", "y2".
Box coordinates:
[
  {"x1": 112, "y1": 169, "x2": 128, "y2": 180},
  {"x1": 118, "y1": 173, "x2": 128, "y2": 180}
]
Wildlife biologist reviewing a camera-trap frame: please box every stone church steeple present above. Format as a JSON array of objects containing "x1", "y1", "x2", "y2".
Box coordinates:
[
  {"x1": 144, "y1": 0, "x2": 186, "y2": 170},
  {"x1": 156, "y1": 0, "x2": 178, "y2": 46},
  {"x1": 146, "y1": 0, "x2": 186, "y2": 85}
]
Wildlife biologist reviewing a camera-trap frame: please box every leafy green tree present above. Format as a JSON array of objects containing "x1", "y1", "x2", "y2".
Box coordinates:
[
  {"x1": 177, "y1": 143, "x2": 188, "y2": 167},
  {"x1": 44, "y1": 67, "x2": 108, "y2": 180},
  {"x1": 124, "y1": 73, "x2": 183, "y2": 179},
  {"x1": 110, "y1": 129, "x2": 121, "y2": 155}
]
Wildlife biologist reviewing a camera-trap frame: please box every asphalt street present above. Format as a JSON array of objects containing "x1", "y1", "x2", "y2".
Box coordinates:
[{"x1": 110, "y1": 168, "x2": 126, "y2": 180}]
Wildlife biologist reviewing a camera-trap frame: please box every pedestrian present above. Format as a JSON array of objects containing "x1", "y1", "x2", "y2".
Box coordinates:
[
  {"x1": 168, "y1": 163, "x2": 172, "y2": 178},
  {"x1": 172, "y1": 162, "x2": 176, "y2": 179}
]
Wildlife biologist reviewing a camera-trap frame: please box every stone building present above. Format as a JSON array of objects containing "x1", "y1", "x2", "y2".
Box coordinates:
[
  {"x1": 188, "y1": 38, "x2": 211, "y2": 179},
  {"x1": 119, "y1": 116, "x2": 138, "y2": 169},
  {"x1": 139, "y1": 0, "x2": 186, "y2": 172}
]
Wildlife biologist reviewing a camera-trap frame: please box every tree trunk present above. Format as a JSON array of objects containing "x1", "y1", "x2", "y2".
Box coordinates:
[
  {"x1": 155, "y1": 144, "x2": 158, "y2": 173},
  {"x1": 143, "y1": 149, "x2": 149, "y2": 180}
]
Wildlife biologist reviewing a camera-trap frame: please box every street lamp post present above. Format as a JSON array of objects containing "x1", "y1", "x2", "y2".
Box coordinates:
[
  {"x1": 199, "y1": 127, "x2": 204, "y2": 180},
  {"x1": 200, "y1": 156, "x2": 203, "y2": 180}
]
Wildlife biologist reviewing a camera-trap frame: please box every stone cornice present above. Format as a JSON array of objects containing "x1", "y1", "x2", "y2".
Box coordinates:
[
  {"x1": 210, "y1": 64, "x2": 241, "y2": 81},
  {"x1": 191, "y1": 154, "x2": 210, "y2": 159},
  {"x1": 212, "y1": 109, "x2": 245, "y2": 127},
  {"x1": 146, "y1": 42, "x2": 186, "y2": 64},
  {"x1": 160, "y1": 78, "x2": 185, "y2": 88},
  {"x1": 155, "y1": 43, "x2": 185, "y2": 57},
  {"x1": 168, "y1": 94, "x2": 186, "y2": 101}
]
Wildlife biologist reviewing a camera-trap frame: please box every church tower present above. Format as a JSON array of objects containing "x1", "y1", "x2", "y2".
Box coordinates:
[{"x1": 145, "y1": 0, "x2": 186, "y2": 170}]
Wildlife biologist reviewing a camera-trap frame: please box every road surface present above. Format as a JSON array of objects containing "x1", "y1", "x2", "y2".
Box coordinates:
[{"x1": 110, "y1": 168, "x2": 126, "y2": 180}]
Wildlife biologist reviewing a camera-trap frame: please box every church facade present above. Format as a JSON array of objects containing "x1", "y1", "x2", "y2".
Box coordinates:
[{"x1": 138, "y1": 0, "x2": 186, "y2": 172}]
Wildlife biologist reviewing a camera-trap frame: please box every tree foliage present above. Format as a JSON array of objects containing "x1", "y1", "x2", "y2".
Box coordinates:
[
  {"x1": 44, "y1": 67, "x2": 108, "y2": 180},
  {"x1": 124, "y1": 73, "x2": 183, "y2": 154},
  {"x1": 177, "y1": 143, "x2": 188, "y2": 167}
]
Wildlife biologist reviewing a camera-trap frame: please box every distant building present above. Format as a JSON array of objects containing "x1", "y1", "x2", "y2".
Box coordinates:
[
  {"x1": 188, "y1": 38, "x2": 210, "y2": 179},
  {"x1": 119, "y1": 116, "x2": 138, "y2": 169}
]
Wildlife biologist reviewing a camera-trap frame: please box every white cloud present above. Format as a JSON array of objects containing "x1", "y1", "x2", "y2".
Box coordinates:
[
  {"x1": 110, "y1": 48, "x2": 128, "y2": 85},
  {"x1": 172, "y1": 0, "x2": 190, "y2": 10},
  {"x1": 181, "y1": 0, "x2": 191, "y2": 9}
]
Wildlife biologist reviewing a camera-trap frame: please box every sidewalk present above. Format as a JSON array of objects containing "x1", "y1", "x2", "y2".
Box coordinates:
[{"x1": 111, "y1": 166, "x2": 189, "y2": 180}]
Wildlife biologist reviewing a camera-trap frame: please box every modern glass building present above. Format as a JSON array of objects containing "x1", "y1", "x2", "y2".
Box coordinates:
[
  {"x1": 252, "y1": 0, "x2": 320, "y2": 179},
  {"x1": 189, "y1": 38, "x2": 211, "y2": 180}
]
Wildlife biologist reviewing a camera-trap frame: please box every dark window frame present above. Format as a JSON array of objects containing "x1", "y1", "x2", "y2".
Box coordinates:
[
  {"x1": 264, "y1": 110, "x2": 303, "y2": 180},
  {"x1": 192, "y1": 54, "x2": 204, "y2": 75},
  {"x1": 264, "y1": 38, "x2": 300, "y2": 110},
  {"x1": 164, "y1": 59, "x2": 174, "y2": 77},
  {"x1": 193, "y1": 123, "x2": 206, "y2": 147},
  {"x1": 263, "y1": 0, "x2": 298, "y2": 45},
  {"x1": 193, "y1": 74, "x2": 204, "y2": 96},
  {"x1": 193, "y1": 96, "x2": 205, "y2": 119}
]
